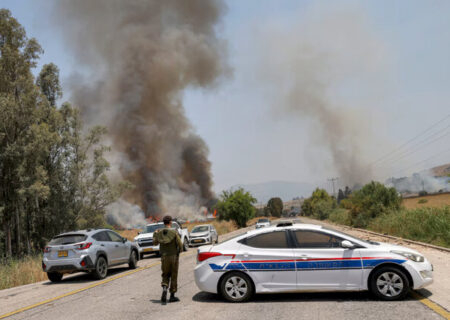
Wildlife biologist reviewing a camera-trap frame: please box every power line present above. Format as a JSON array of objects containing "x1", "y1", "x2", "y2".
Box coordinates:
[
  {"x1": 393, "y1": 146, "x2": 450, "y2": 176},
  {"x1": 370, "y1": 113, "x2": 450, "y2": 166}
]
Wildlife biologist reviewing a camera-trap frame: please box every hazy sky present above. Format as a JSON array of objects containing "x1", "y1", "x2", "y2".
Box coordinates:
[{"x1": 3, "y1": 0, "x2": 450, "y2": 193}]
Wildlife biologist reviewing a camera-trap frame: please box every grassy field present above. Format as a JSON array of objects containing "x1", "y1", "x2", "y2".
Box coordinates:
[
  {"x1": 0, "y1": 255, "x2": 47, "y2": 290},
  {"x1": 403, "y1": 193, "x2": 450, "y2": 209}
]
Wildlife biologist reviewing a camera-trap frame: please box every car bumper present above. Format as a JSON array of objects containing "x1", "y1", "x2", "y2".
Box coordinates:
[
  {"x1": 403, "y1": 260, "x2": 434, "y2": 289},
  {"x1": 189, "y1": 237, "x2": 212, "y2": 247},
  {"x1": 138, "y1": 245, "x2": 160, "y2": 254},
  {"x1": 42, "y1": 255, "x2": 95, "y2": 273},
  {"x1": 194, "y1": 261, "x2": 222, "y2": 294}
]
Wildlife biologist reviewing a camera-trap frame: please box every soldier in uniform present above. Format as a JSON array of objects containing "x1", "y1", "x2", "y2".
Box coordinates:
[{"x1": 153, "y1": 215, "x2": 183, "y2": 305}]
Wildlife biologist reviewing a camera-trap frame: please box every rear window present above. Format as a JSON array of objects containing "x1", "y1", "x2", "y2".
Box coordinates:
[
  {"x1": 49, "y1": 234, "x2": 87, "y2": 245},
  {"x1": 243, "y1": 231, "x2": 288, "y2": 248},
  {"x1": 258, "y1": 219, "x2": 269, "y2": 223}
]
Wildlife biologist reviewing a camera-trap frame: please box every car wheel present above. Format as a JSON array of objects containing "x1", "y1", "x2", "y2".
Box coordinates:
[
  {"x1": 92, "y1": 256, "x2": 108, "y2": 280},
  {"x1": 370, "y1": 266, "x2": 410, "y2": 301},
  {"x1": 220, "y1": 272, "x2": 254, "y2": 302},
  {"x1": 183, "y1": 238, "x2": 189, "y2": 251},
  {"x1": 216, "y1": 237, "x2": 219, "y2": 244},
  {"x1": 128, "y1": 250, "x2": 137, "y2": 269},
  {"x1": 47, "y1": 272, "x2": 63, "y2": 282}
]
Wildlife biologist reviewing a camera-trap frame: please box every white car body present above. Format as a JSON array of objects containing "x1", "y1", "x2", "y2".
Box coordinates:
[
  {"x1": 189, "y1": 224, "x2": 219, "y2": 247},
  {"x1": 134, "y1": 221, "x2": 189, "y2": 257},
  {"x1": 255, "y1": 219, "x2": 271, "y2": 229},
  {"x1": 194, "y1": 223, "x2": 433, "y2": 301}
]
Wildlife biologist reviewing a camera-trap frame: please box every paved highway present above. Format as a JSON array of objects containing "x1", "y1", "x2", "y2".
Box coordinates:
[{"x1": 1, "y1": 223, "x2": 449, "y2": 320}]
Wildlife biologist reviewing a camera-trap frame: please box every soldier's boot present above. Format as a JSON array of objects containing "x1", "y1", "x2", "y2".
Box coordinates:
[
  {"x1": 161, "y1": 286, "x2": 168, "y2": 305},
  {"x1": 169, "y1": 293, "x2": 180, "y2": 302}
]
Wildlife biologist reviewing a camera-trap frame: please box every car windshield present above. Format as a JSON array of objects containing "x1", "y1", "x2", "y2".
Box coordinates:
[
  {"x1": 258, "y1": 219, "x2": 269, "y2": 223},
  {"x1": 192, "y1": 226, "x2": 209, "y2": 233},
  {"x1": 322, "y1": 227, "x2": 379, "y2": 245},
  {"x1": 144, "y1": 224, "x2": 164, "y2": 233},
  {"x1": 49, "y1": 234, "x2": 87, "y2": 245}
]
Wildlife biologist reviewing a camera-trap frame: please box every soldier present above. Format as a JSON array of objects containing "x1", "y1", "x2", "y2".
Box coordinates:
[{"x1": 153, "y1": 215, "x2": 183, "y2": 305}]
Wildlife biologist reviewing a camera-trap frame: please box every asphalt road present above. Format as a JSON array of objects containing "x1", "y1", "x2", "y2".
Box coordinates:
[{"x1": 1, "y1": 226, "x2": 448, "y2": 320}]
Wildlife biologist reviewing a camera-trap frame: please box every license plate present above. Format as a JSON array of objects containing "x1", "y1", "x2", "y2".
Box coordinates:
[
  {"x1": 194, "y1": 239, "x2": 203, "y2": 243},
  {"x1": 143, "y1": 248, "x2": 154, "y2": 252},
  {"x1": 58, "y1": 250, "x2": 68, "y2": 257}
]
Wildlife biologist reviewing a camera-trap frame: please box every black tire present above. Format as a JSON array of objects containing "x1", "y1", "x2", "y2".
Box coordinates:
[
  {"x1": 369, "y1": 266, "x2": 410, "y2": 301},
  {"x1": 220, "y1": 272, "x2": 254, "y2": 302},
  {"x1": 183, "y1": 238, "x2": 189, "y2": 251},
  {"x1": 216, "y1": 237, "x2": 219, "y2": 244},
  {"x1": 47, "y1": 272, "x2": 63, "y2": 282},
  {"x1": 129, "y1": 250, "x2": 138, "y2": 269},
  {"x1": 92, "y1": 256, "x2": 108, "y2": 280}
]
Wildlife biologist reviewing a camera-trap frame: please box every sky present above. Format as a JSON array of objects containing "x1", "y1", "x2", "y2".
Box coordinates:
[{"x1": 2, "y1": 0, "x2": 450, "y2": 194}]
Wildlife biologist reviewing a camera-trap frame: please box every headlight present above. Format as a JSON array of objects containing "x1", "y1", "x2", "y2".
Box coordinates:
[{"x1": 391, "y1": 250, "x2": 425, "y2": 262}]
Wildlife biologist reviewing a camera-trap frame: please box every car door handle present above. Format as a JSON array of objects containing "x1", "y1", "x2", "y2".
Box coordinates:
[
  {"x1": 115, "y1": 245, "x2": 119, "y2": 247},
  {"x1": 101, "y1": 244, "x2": 105, "y2": 247}
]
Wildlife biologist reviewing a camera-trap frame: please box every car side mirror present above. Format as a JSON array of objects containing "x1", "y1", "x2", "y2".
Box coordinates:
[
  {"x1": 341, "y1": 240, "x2": 354, "y2": 249},
  {"x1": 138, "y1": 232, "x2": 141, "y2": 235},
  {"x1": 122, "y1": 238, "x2": 127, "y2": 243}
]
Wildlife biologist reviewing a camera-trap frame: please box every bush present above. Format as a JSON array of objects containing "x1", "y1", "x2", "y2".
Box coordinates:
[
  {"x1": 301, "y1": 188, "x2": 337, "y2": 220},
  {"x1": 368, "y1": 206, "x2": 450, "y2": 247},
  {"x1": 418, "y1": 199, "x2": 428, "y2": 204},
  {"x1": 267, "y1": 197, "x2": 283, "y2": 217},
  {"x1": 345, "y1": 181, "x2": 402, "y2": 228},
  {"x1": 328, "y1": 209, "x2": 352, "y2": 226}
]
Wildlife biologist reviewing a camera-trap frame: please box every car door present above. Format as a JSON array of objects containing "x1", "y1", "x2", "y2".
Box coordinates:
[
  {"x1": 107, "y1": 231, "x2": 128, "y2": 263},
  {"x1": 92, "y1": 231, "x2": 116, "y2": 265},
  {"x1": 237, "y1": 230, "x2": 296, "y2": 292},
  {"x1": 292, "y1": 229, "x2": 363, "y2": 291}
]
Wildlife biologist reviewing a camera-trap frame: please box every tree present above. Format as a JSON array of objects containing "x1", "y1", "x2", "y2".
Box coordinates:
[
  {"x1": 267, "y1": 197, "x2": 283, "y2": 217},
  {"x1": 337, "y1": 189, "x2": 345, "y2": 203},
  {"x1": 36, "y1": 63, "x2": 62, "y2": 107},
  {"x1": 215, "y1": 188, "x2": 256, "y2": 228},
  {"x1": 301, "y1": 188, "x2": 337, "y2": 220},
  {"x1": 345, "y1": 181, "x2": 402, "y2": 227}
]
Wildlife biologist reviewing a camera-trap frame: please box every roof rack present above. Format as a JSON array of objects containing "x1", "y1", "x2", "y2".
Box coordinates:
[{"x1": 276, "y1": 222, "x2": 293, "y2": 227}]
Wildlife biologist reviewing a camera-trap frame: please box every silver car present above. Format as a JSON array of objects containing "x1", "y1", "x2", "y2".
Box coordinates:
[
  {"x1": 189, "y1": 224, "x2": 218, "y2": 247},
  {"x1": 42, "y1": 229, "x2": 139, "y2": 282}
]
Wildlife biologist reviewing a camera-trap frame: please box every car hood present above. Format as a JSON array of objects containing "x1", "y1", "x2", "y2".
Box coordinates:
[
  {"x1": 134, "y1": 232, "x2": 154, "y2": 241},
  {"x1": 370, "y1": 241, "x2": 423, "y2": 256},
  {"x1": 190, "y1": 232, "x2": 209, "y2": 237}
]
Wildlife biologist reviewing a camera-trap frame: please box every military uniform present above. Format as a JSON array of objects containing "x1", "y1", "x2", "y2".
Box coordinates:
[{"x1": 153, "y1": 227, "x2": 183, "y2": 294}]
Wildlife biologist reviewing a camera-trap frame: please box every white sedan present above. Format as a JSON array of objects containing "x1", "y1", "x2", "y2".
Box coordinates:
[{"x1": 194, "y1": 222, "x2": 433, "y2": 302}]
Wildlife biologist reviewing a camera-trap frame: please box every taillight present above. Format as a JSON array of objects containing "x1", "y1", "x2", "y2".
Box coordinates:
[
  {"x1": 77, "y1": 242, "x2": 92, "y2": 250},
  {"x1": 44, "y1": 247, "x2": 51, "y2": 253},
  {"x1": 198, "y1": 252, "x2": 222, "y2": 262}
]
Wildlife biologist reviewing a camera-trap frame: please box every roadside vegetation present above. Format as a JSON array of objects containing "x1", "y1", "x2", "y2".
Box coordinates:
[
  {"x1": 0, "y1": 255, "x2": 46, "y2": 290},
  {"x1": 301, "y1": 182, "x2": 450, "y2": 248},
  {"x1": 0, "y1": 9, "x2": 129, "y2": 259},
  {"x1": 215, "y1": 188, "x2": 257, "y2": 227}
]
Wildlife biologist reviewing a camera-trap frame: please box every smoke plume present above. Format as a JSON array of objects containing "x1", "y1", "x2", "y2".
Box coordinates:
[
  {"x1": 54, "y1": 0, "x2": 228, "y2": 220},
  {"x1": 255, "y1": 4, "x2": 388, "y2": 186}
]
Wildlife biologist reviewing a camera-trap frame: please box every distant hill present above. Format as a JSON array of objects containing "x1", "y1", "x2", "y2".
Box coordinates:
[
  {"x1": 231, "y1": 181, "x2": 314, "y2": 204},
  {"x1": 431, "y1": 163, "x2": 450, "y2": 177}
]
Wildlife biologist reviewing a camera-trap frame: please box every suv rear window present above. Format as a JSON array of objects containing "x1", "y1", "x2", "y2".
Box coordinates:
[
  {"x1": 243, "y1": 231, "x2": 288, "y2": 248},
  {"x1": 49, "y1": 234, "x2": 87, "y2": 245}
]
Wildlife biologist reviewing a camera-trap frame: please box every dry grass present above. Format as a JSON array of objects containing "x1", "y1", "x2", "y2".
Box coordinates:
[
  {"x1": 0, "y1": 255, "x2": 48, "y2": 290},
  {"x1": 403, "y1": 193, "x2": 450, "y2": 209},
  {"x1": 184, "y1": 220, "x2": 238, "y2": 235}
]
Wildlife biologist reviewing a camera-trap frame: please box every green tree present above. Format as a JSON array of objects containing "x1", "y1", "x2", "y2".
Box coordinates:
[
  {"x1": 345, "y1": 181, "x2": 402, "y2": 227},
  {"x1": 301, "y1": 188, "x2": 337, "y2": 220},
  {"x1": 267, "y1": 197, "x2": 283, "y2": 217},
  {"x1": 215, "y1": 188, "x2": 256, "y2": 228}
]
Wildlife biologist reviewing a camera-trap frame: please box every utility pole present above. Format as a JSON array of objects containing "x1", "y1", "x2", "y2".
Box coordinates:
[{"x1": 327, "y1": 177, "x2": 339, "y2": 197}]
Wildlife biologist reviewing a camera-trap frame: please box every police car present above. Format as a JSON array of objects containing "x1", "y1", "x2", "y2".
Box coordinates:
[{"x1": 194, "y1": 222, "x2": 433, "y2": 302}]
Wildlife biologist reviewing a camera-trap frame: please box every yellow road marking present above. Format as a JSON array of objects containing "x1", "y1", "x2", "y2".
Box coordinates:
[
  {"x1": 411, "y1": 291, "x2": 450, "y2": 320},
  {"x1": 0, "y1": 251, "x2": 194, "y2": 319}
]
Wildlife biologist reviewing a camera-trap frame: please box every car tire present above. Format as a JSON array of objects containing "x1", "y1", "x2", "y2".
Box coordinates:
[
  {"x1": 369, "y1": 266, "x2": 410, "y2": 301},
  {"x1": 183, "y1": 238, "x2": 189, "y2": 251},
  {"x1": 92, "y1": 256, "x2": 108, "y2": 280},
  {"x1": 220, "y1": 272, "x2": 254, "y2": 302},
  {"x1": 216, "y1": 237, "x2": 219, "y2": 244},
  {"x1": 128, "y1": 250, "x2": 137, "y2": 269},
  {"x1": 47, "y1": 272, "x2": 63, "y2": 282}
]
